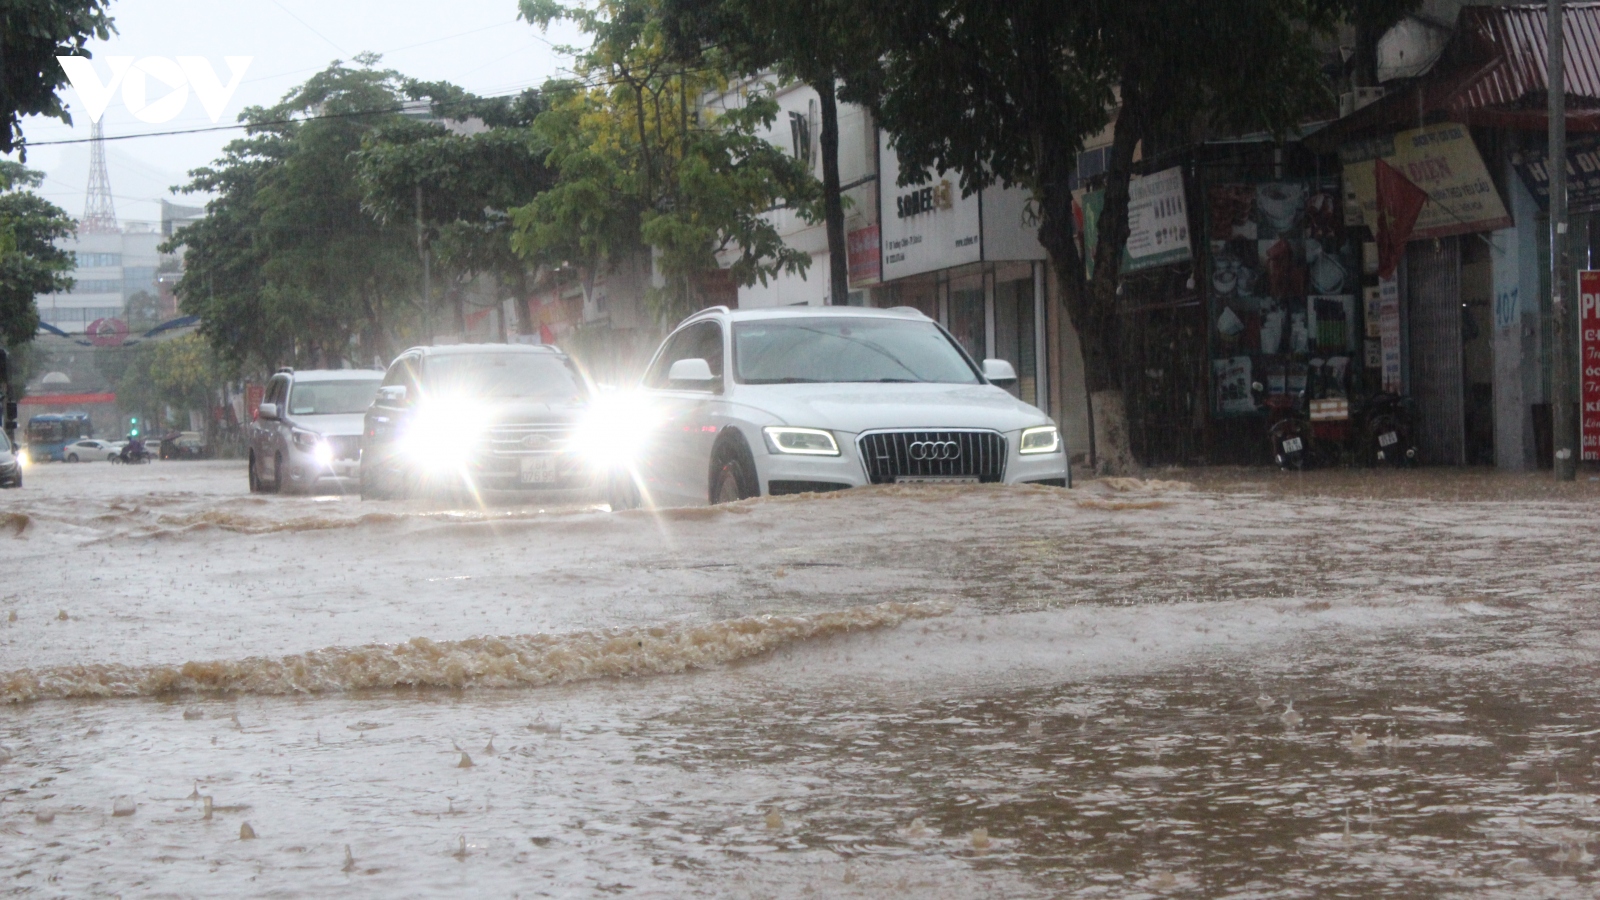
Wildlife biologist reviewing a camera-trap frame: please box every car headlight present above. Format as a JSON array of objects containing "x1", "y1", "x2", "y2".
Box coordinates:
[
  {"x1": 292, "y1": 429, "x2": 335, "y2": 466},
  {"x1": 763, "y1": 426, "x2": 840, "y2": 456},
  {"x1": 1019, "y1": 425, "x2": 1061, "y2": 455},
  {"x1": 574, "y1": 389, "x2": 659, "y2": 468},
  {"x1": 403, "y1": 400, "x2": 490, "y2": 470}
]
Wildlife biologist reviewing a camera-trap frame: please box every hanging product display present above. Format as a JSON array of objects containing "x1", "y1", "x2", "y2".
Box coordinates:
[{"x1": 1206, "y1": 179, "x2": 1360, "y2": 416}]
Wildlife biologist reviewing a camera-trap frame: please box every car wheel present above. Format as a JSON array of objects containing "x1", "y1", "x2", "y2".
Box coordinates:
[
  {"x1": 268, "y1": 452, "x2": 284, "y2": 493},
  {"x1": 359, "y1": 462, "x2": 388, "y2": 500},
  {"x1": 606, "y1": 468, "x2": 641, "y2": 511},
  {"x1": 66, "y1": 453, "x2": 78, "y2": 463},
  {"x1": 709, "y1": 438, "x2": 758, "y2": 504}
]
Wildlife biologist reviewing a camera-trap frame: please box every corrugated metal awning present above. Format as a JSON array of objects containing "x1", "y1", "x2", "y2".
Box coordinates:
[{"x1": 1309, "y1": 3, "x2": 1600, "y2": 151}]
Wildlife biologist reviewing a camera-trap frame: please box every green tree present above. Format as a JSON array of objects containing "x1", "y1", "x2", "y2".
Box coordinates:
[
  {"x1": 0, "y1": 161, "x2": 76, "y2": 346},
  {"x1": 660, "y1": 0, "x2": 879, "y2": 305},
  {"x1": 0, "y1": 0, "x2": 115, "y2": 155},
  {"x1": 355, "y1": 86, "x2": 554, "y2": 336},
  {"x1": 850, "y1": 0, "x2": 1414, "y2": 471},
  {"x1": 115, "y1": 333, "x2": 224, "y2": 427},
  {"x1": 169, "y1": 60, "x2": 424, "y2": 372},
  {"x1": 516, "y1": 0, "x2": 820, "y2": 324}
]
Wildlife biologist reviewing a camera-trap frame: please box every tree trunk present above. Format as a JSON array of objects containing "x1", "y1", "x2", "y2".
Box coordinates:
[
  {"x1": 1033, "y1": 84, "x2": 1146, "y2": 475},
  {"x1": 816, "y1": 78, "x2": 850, "y2": 305}
]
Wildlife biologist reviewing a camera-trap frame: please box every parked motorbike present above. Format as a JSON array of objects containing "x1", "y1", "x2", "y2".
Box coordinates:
[
  {"x1": 1358, "y1": 391, "x2": 1418, "y2": 467},
  {"x1": 1251, "y1": 381, "x2": 1317, "y2": 470}
]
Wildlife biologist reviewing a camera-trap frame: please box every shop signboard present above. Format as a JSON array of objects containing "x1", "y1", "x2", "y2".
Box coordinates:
[
  {"x1": 847, "y1": 223, "x2": 881, "y2": 286},
  {"x1": 1124, "y1": 167, "x2": 1191, "y2": 271},
  {"x1": 1512, "y1": 135, "x2": 1600, "y2": 215},
  {"x1": 1379, "y1": 275, "x2": 1402, "y2": 393},
  {"x1": 878, "y1": 131, "x2": 981, "y2": 281},
  {"x1": 1340, "y1": 123, "x2": 1511, "y2": 240},
  {"x1": 1579, "y1": 270, "x2": 1600, "y2": 461},
  {"x1": 1075, "y1": 167, "x2": 1192, "y2": 277}
]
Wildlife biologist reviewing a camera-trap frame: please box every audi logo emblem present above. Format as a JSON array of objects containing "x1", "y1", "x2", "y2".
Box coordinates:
[{"x1": 908, "y1": 440, "x2": 961, "y2": 461}]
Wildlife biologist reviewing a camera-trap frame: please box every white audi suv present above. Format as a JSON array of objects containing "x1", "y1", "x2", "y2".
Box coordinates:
[{"x1": 591, "y1": 305, "x2": 1068, "y2": 509}]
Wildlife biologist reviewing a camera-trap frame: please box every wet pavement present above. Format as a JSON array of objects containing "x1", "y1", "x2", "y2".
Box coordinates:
[{"x1": 2, "y1": 461, "x2": 1599, "y2": 896}]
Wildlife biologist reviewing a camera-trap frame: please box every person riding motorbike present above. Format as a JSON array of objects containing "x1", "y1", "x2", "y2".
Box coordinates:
[{"x1": 118, "y1": 436, "x2": 148, "y2": 463}]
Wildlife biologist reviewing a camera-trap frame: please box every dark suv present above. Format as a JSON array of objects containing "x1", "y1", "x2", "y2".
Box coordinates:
[{"x1": 359, "y1": 344, "x2": 594, "y2": 500}]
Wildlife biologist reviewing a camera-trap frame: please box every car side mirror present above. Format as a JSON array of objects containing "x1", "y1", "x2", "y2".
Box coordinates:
[
  {"x1": 982, "y1": 358, "x2": 1018, "y2": 387},
  {"x1": 257, "y1": 402, "x2": 279, "y2": 421},
  {"x1": 667, "y1": 358, "x2": 717, "y2": 389},
  {"x1": 376, "y1": 385, "x2": 408, "y2": 406}
]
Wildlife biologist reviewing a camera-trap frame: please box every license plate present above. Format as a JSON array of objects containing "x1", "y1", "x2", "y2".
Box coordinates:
[
  {"x1": 1281, "y1": 437, "x2": 1303, "y2": 453},
  {"x1": 519, "y1": 456, "x2": 559, "y2": 484},
  {"x1": 895, "y1": 476, "x2": 979, "y2": 484},
  {"x1": 1378, "y1": 431, "x2": 1398, "y2": 447}
]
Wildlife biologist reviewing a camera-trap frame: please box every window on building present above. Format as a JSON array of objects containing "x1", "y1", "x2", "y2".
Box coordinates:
[
  {"x1": 994, "y1": 275, "x2": 1038, "y2": 404},
  {"x1": 789, "y1": 111, "x2": 812, "y2": 169},
  {"x1": 73, "y1": 252, "x2": 122, "y2": 268},
  {"x1": 70, "y1": 279, "x2": 123, "y2": 294}
]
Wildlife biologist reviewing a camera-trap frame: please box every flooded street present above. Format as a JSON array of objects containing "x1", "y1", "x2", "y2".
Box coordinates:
[{"x1": 4, "y1": 461, "x2": 1600, "y2": 896}]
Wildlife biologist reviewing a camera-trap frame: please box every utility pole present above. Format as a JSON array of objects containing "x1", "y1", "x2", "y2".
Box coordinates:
[{"x1": 1550, "y1": 0, "x2": 1577, "y2": 481}]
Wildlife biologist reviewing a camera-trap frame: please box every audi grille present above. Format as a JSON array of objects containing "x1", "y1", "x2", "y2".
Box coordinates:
[{"x1": 857, "y1": 430, "x2": 1007, "y2": 484}]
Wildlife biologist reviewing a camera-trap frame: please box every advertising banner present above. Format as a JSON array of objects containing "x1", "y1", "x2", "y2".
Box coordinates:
[
  {"x1": 1579, "y1": 270, "x2": 1600, "y2": 461},
  {"x1": 1076, "y1": 167, "x2": 1192, "y2": 277},
  {"x1": 1379, "y1": 275, "x2": 1402, "y2": 393},
  {"x1": 847, "y1": 224, "x2": 880, "y2": 286},
  {"x1": 1340, "y1": 123, "x2": 1511, "y2": 240},
  {"x1": 1124, "y1": 167, "x2": 1191, "y2": 271}
]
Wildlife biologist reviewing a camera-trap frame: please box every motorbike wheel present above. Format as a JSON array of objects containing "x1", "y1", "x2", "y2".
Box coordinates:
[
  {"x1": 1366, "y1": 416, "x2": 1413, "y2": 467},
  {"x1": 1269, "y1": 421, "x2": 1312, "y2": 471},
  {"x1": 248, "y1": 454, "x2": 263, "y2": 492}
]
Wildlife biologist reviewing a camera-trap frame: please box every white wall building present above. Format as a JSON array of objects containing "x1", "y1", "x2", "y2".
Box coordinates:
[{"x1": 41, "y1": 223, "x2": 162, "y2": 333}]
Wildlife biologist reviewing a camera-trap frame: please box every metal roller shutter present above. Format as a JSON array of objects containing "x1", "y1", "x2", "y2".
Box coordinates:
[{"x1": 1405, "y1": 239, "x2": 1465, "y2": 465}]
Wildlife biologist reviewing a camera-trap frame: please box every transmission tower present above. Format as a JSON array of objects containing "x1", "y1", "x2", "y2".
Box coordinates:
[{"x1": 80, "y1": 120, "x2": 118, "y2": 234}]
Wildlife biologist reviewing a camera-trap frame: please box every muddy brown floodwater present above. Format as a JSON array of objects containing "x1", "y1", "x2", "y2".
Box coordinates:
[{"x1": 2, "y1": 462, "x2": 1599, "y2": 896}]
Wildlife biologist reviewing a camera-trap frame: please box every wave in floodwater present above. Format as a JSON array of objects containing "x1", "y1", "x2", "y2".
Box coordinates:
[{"x1": 0, "y1": 600, "x2": 950, "y2": 704}]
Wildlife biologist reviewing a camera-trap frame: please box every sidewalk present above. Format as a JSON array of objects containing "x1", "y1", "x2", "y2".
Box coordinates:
[{"x1": 1087, "y1": 463, "x2": 1600, "y2": 501}]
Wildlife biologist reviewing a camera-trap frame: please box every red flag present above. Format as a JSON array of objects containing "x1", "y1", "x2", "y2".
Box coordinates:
[{"x1": 1374, "y1": 158, "x2": 1429, "y2": 278}]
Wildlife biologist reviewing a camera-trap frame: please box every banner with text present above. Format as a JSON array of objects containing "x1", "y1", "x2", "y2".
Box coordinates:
[
  {"x1": 1579, "y1": 270, "x2": 1600, "y2": 461},
  {"x1": 1340, "y1": 123, "x2": 1511, "y2": 240}
]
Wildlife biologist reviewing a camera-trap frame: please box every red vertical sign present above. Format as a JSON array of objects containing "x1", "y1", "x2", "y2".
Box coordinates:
[{"x1": 1580, "y1": 271, "x2": 1600, "y2": 461}]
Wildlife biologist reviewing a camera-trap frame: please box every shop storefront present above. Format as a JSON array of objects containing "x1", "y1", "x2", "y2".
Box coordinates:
[{"x1": 871, "y1": 131, "x2": 1074, "y2": 441}]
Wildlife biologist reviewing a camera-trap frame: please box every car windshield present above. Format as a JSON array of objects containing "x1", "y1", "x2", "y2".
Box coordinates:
[
  {"x1": 288, "y1": 379, "x2": 382, "y2": 415},
  {"x1": 424, "y1": 353, "x2": 586, "y2": 401},
  {"x1": 733, "y1": 317, "x2": 980, "y2": 385}
]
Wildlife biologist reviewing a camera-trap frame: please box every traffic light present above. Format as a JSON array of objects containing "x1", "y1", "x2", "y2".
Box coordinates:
[{"x1": 129, "y1": 415, "x2": 140, "y2": 437}]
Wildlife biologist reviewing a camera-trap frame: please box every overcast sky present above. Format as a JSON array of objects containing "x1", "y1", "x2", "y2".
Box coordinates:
[{"x1": 6, "y1": 0, "x2": 582, "y2": 225}]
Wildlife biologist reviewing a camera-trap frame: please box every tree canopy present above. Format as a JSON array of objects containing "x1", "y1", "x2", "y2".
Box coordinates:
[
  {"x1": 355, "y1": 85, "x2": 555, "y2": 336},
  {"x1": 516, "y1": 0, "x2": 820, "y2": 324},
  {"x1": 169, "y1": 60, "x2": 425, "y2": 372},
  {"x1": 0, "y1": 161, "x2": 76, "y2": 347},
  {"x1": 0, "y1": 0, "x2": 115, "y2": 155}
]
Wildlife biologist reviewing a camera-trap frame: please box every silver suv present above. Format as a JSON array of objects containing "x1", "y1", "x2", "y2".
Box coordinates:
[
  {"x1": 359, "y1": 343, "x2": 593, "y2": 500},
  {"x1": 249, "y1": 368, "x2": 383, "y2": 494}
]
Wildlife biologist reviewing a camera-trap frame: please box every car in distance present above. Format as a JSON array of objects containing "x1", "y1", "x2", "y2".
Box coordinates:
[
  {"x1": 598, "y1": 305, "x2": 1068, "y2": 509},
  {"x1": 63, "y1": 438, "x2": 121, "y2": 462},
  {"x1": 250, "y1": 369, "x2": 383, "y2": 493},
  {"x1": 0, "y1": 432, "x2": 21, "y2": 488},
  {"x1": 360, "y1": 343, "x2": 593, "y2": 500}
]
